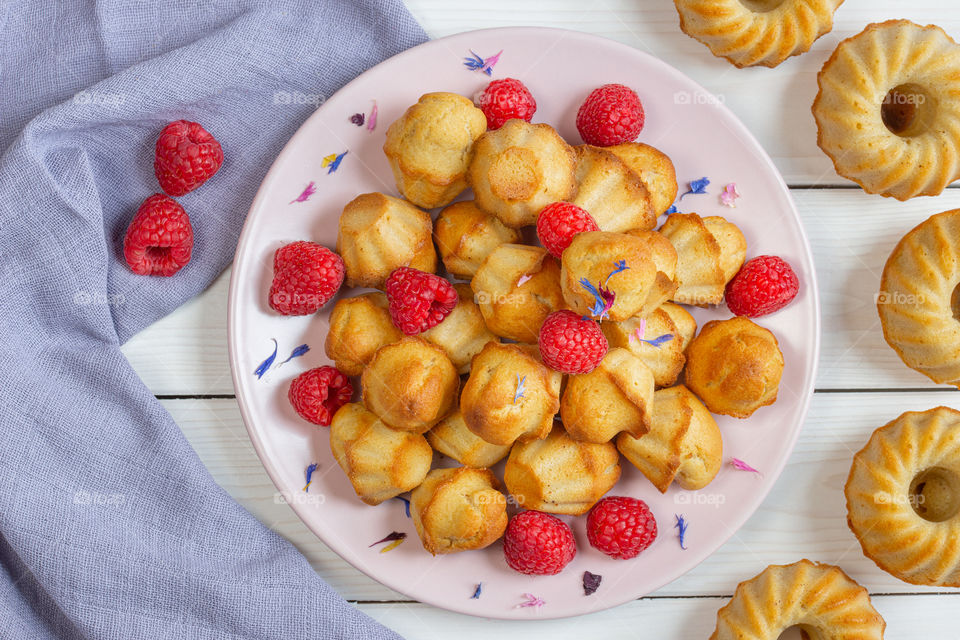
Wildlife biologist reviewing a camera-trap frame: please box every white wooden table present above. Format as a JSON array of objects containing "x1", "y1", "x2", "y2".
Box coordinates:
[{"x1": 122, "y1": 2, "x2": 960, "y2": 636}]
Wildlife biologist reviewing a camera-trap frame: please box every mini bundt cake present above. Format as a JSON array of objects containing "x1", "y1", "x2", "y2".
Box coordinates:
[
  {"x1": 846, "y1": 407, "x2": 960, "y2": 586},
  {"x1": 560, "y1": 348, "x2": 655, "y2": 443},
  {"x1": 471, "y1": 244, "x2": 565, "y2": 343},
  {"x1": 617, "y1": 385, "x2": 722, "y2": 492},
  {"x1": 410, "y1": 467, "x2": 508, "y2": 555},
  {"x1": 710, "y1": 560, "x2": 885, "y2": 639},
  {"x1": 421, "y1": 283, "x2": 499, "y2": 374},
  {"x1": 337, "y1": 192, "x2": 437, "y2": 289},
  {"x1": 324, "y1": 292, "x2": 402, "y2": 376},
  {"x1": 659, "y1": 212, "x2": 745, "y2": 306},
  {"x1": 685, "y1": 317, "x2": 784, "y2": 418},
  {"x1": 602, "y1": 306, "x2": 686, "y2": 388},
  {"x1": 329, "y1": 403, "x2": 433, "y2": 506},
  {"x1": 675, "y1": 0, "x2": 845, "y2": 69},
  {"x1": 623, "y1": 229, "x2": 679, "y2": 315},
  {"x1": 878, "y1": 210, "x2": 960, "y2": 387},
  {"x1": 569, "y1": 145, "x2": 657, "y2": 233},
  {"x1": 383, "y1": 92, "x2": 487, "y2": 208},
  {"x1": 467, "y1": 119, "x2": 577, "y2": 228},
  {"x1": 433, "y1": 200, "x2": 521, "y2": 279},
  {"x1": 504, "y1": 425, "x2": 621, "y2": 515},
  {"x1": 560, "y1": 231, "x2": 656, "y2": 322},
  {"x1": 814, "y1": 20, "x2": 960, "y2": 201},
  {"x1": 607, "y1": 142, "x2": 678, "y2": 217},
  {"x1": 425, "y1": 410, "x2": 512, "y2": 468},
  {"x1": 361, "y1": 337, "x2": 459, "y2": 433},
  {"x1": 460, "y1": 342, "x2": 562, "y2": 446}
]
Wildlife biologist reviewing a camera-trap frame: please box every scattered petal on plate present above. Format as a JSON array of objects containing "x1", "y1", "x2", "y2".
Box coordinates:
[
  {"x1": 322, "y1": 151, "x2": 349, "y2": 174},
  {"x1": 582, "y1": 571, "x2": 602, "y2": 596},
  {"x1": 254, "y1": 338, "x2": 278, "y2": 379},
  {"x1": 720, "y1": 182, "x2": 740, "y2": 207},
  {"x1": 680, "y1": 177, "x2": 710, "y2": 199},
  {"x1": 471, "y1": 583, "x2": 482, "y2": 599},
  {"x1": 368, "y1": 101, "x2": 378, "y2": 132},
  {"x1": 395, "y1": 496, "x2": 411, "y2": 518},
  {"x1": 516, "y1": 593, "x2": 545, "y2": 608},
  {"x1": 675, "y1": 514, "x2": 688, "y2": 550},
  {"x1": 370, "y1": 531, "x2": 407, "y2": 553},
  {"x1": 289, "y1": 181, "x2": 317, "y2": 205},
  {"x1": 279, "y1": 343, "x2": 310, "y2": 366},
  {"x1": 302, "y1": 462, "x2": 318, "y2": 492},
  {"x1": 350, "y1": 113, "x2": 365, "y2": 127},
  {"x1": 730, "y1": 458, "x2": 762, "y2": 474}
]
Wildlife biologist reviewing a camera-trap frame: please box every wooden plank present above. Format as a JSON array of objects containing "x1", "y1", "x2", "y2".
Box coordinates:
[
  {"x1": 163, "y1": 391, "x2": 960, "y2": 602},
  {"x1": 126, "y1": 190, "x2": 960, "y2": 394},
  {"x1": 356, "y1": 594, "x2": 959, "y2": 638}
]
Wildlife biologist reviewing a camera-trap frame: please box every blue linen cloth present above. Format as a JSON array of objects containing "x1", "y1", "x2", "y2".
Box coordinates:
[{"x1": 0, "y1": 2, "x2": 427, "y2": 638}]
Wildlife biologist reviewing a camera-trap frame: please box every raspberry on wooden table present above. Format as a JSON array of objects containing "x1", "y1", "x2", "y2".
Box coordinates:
[
  {"x1": 288, "y1": 366, "x2": 353, "y2": 426},
  {"x1": 474, "y1": 78, "x2": 537, "y2": 130},
  {"x1": 123, "y1": 193, "x2": 194, "y2": 277},
  {"x1": 725, "y1": 255, "x2": 799, "y2": 317},
  {"x1": 575, "y1": 84, "x2": 645, "y2": 147},
  {"x1": 536, "y1": 202, "x2": 600, "y2": 258},
  {"x1": 538, "y1": 310, "x2": 608, "y2": 374},
  {"x1": 503, "y1": 510, "x2": 577, "y2": 575},
  {"x1": 154, "y1": 119, "x2": 224, "y2": 196},
  {"x1": 269, "y1": 241, "x2": 345, "y2": 316},
  {"x1": 384, "y1": 266, "x2": 458, "y2": 335},
  {"x1": 586, "y1": 496, "x2": 658, "y2": 559}
]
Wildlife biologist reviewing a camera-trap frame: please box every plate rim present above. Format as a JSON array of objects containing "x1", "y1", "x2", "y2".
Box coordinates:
[{"x1": 227, "y1": 25, "x2": 822, "y2": 620}]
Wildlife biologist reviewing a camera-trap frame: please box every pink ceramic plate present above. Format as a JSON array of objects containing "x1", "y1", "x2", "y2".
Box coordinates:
[{"x1": 228, "y1": 27, "x2": 820, "y2": 620}]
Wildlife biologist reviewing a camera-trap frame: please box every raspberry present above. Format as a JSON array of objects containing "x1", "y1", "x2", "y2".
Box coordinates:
[
  {"x1": 725, "y1": 255, "x2": 800, "y2": 317},
  {"x1": 269, "y1": 241, "x2": 345, "y2": 316},
  {"x1": 503, "y1": 511, "x2": 576, "y2": 575},
  {"x1": 474, "y1": 78, "x2": 537, "y2": 129},
  {"x1": 123, "y1": 194, "x2": 194, "y2": 276},
  {"x1": 538, "y1": 310, "x2": 608, "y2": 374},
  {"x1": 384, "y1": 267, "x2": 458, "y2": 335},
  {"x1": 288, "y1": 366, "x2": 353, "y2": 426},
  {"x1": 586, "y1": 496, "x2": 657, "y2": 560},
  {"x1": 575, "y1": 84, "x2": 645, "y2": 147},
  {"x1": 536, "y1": 202, "x2": 600, "y2": 258},
  {"x1": 154, "y1": 120, "x2": 224, "y2": 196}
]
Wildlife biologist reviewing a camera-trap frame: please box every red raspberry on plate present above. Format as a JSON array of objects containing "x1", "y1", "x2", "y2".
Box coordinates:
[
  {"x1": 536, "y1": 202, "x2": 600, "y2": 258},
  {"x1": 576, "y1": 84, "x2": 645, "y2": 147},
  {"x1": 539, "y1": 310, "x2": 608, "y2": 374},
  {"x1": 503, "y1": 511, "x2": 576, "y2": 575},
  {"x1": 587, "y1": 496, "x2": 657, "y2": 560},
  {"x1": 474, "y1": 78, "x2": 537, "y2": 129},
  {"x1": 154, "y1": 120, "x2": 224, "y2": 196},
  {"x1": 269, "y1": 241, "x2": 345, "y2": 316},
  {"x1": 288, "y1": 366, "x2": 353, "y2": 426},
  {"x1": 725, "y1": 255, "x2": 799, "y2": 317},
  {"x1": 384, "y1": 267, "x2": 458, "y2": 335},
  {"x1": 123, "y1": 193, "x2": 194, "y2": 276}
]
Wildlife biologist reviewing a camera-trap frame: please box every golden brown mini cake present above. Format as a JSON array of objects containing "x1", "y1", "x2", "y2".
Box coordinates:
[
  {"x1": 433, "y1": 200, "x2": 521, "y2": 279},
  {"x1": 425, "y1": 410, "x2": 512, "y2": 468},
  {"x1": 659, "y1": 212, "x2": 745, "y2": 306},
  {"x1": 709, "y1": 560, "x2": 885, "y2": 640},
  {"x1": 846, "y1": 407, "x2": 960, "y2": 586},
  {"x1": 421, "y1": 283, "x2": 498, "y2": 374},
  {"x1": 361, "y1": 337, "x2": 458, "y2": 433},
  {"x1": 467, "y1": 120, "x2": 577, "y2": 228},
  {"x1": 814, "y1": 21, "x2": 960, "y2": 200},
  {"x1": 560, "y1": 348, "x2": 655, "y2": 443},
  {"x1": 337, "y1": 192, "x2": 437, "y2": 289},
  {"x1": 602, "y1": 307, "x2": 686, "y2": 388},
  {"x1": 471, "y1": 244, "x2": 565, "y2": 343},
  {"x1": 624, "y1": 229, "x2": 679, "y2": 315},
  {"x1": 329, "y1": 403, "x2": 433, "y2": 506},
  {"x1": 661, "y1": 302, "x2": 697, "y2": 351},
  {"x1": 410, "y1": 467, "x2": 509, "y2": 555},
  {"x1": 383, "y1": 92, "x2": 487, "y2": 208},
  {"x1": 879, "y1": 211, "x2": 960, "y2": 387},
  {"x1": 569, "y1": 145, "x2": 657, "y2": 233},
  {"x1": 560, "y1": 231, "x2": 656, "y2": 322},
  {"x1": 504, "y1": 425, "x2": 621, "y2": 515},
  {"x1": 607, "y1": 142, "x2": 678, "y2": 217},
  {"x1": 685, "y1": 317, "x2": 784, "y2": 418},
  {"x1": 324, "y1": 292, "x2": 402, "y2": 376},
  {"x1": 617, "y1": 385, "x2": 722, "y2": 492},
  {"x1": 460, "y1": 342, "x2": 562, "y2": 446},
  {"x1": 675, "y1": 0, "x2": 845, "y2": 69}
]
